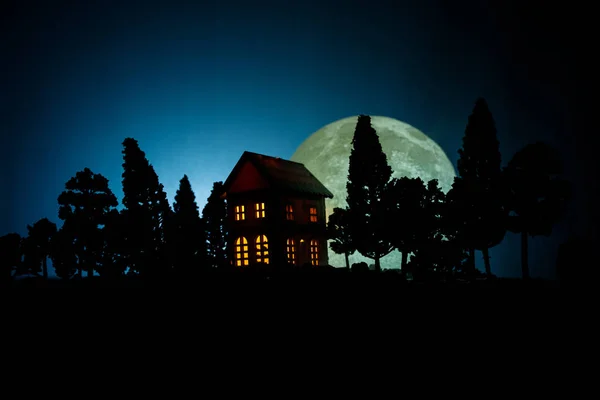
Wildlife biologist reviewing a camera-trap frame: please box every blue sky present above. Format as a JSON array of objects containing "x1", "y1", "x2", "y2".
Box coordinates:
[{"x1": 2, "y1": 0, "x2": 587, "y2": 278}]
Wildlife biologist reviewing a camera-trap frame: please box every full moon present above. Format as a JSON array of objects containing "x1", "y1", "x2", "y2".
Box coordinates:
[{"x1": 290, "y1": 115, "x2": 456, "y2": 270}]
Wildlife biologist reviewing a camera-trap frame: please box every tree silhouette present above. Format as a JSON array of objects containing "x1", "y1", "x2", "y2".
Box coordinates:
[
  {"x1": 455, "y1": 98, "x2": 506, "y2": 275},
  {"x1": 96, "y1": 209, "x2": 128, "y2": 278},
  {"x1": 49, "y1": 227, "x2": 77, "y2": 280},
  {"x1": 327, "y1": 207, "x2": 356, "y2": 269},
  {"x1": 202, "y1": 181, "x2": 228, "y2": 269},
  {"x1": 408, "y1": 180, "x2": 450, "y2": 280},
  {"x1": 58, "y1": 168, "x2": 118, "y2": 278},
  {"x1": 438, "y1": 178, "x2": 470, "y2": 277},
  {"x1": 0, "y1": 233, "x2": 21, "y2": 284},
  {"x1": 121, "y1": 137, "x2": 173, "y2": 278},
  {"x1": 346, "y1": 114, "x2": 394, "y2": 271},
  {"x1": 386, "y1": 177, "x2": 427, "y2": 272},
  {"x1": 173, "y1": 174, "x2": 206, "y2": 275},
  {"x1": 504, "y1": 141, "x2": 571, "y2": 279},
  {"x1": 20, "y1": 233, "x2": 41, "y2": 276},
  {"x1": 26, "y1": 218, "x2": 57, "y2": 279}
]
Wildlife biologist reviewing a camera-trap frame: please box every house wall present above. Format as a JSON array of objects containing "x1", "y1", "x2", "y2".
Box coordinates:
[{"x1": 226, "y1": 192, "x2": 329, "y2": 267}]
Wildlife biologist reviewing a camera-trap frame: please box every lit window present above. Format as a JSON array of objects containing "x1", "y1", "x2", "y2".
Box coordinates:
[
  {"x1": 235, "y1": 205, "x2": 245, "y2": 221},
  {"x1": 256, "y1": 234, "x2": 269, "y2": 264},
  {"x1": 255, "y1": 202, "x2": 265, "y2": 218},
  {"x1": 235, "y1": 237, "x2": 249, "y2": 267},
  {"x1": 285, "y1": 204, "x2": 294, "y2": 220},
  {"x1": 310, "y1": 239, "x2": 319, "y2": 266},
  {"x1": 286, "y1": 238, "x2": 296, "y2": 265},
  {"x1": 309, "y1": 207, "x2": 318, "y2": 222}
]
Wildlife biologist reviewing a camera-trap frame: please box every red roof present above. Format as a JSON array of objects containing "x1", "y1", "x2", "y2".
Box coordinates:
[{"x1": 223, "y1": 151, "x2": 334, "y2": 198}]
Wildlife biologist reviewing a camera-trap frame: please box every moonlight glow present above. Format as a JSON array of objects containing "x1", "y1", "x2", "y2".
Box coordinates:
[{"x1": 291, "y1": 115, "x2": 456, "y2": 270}]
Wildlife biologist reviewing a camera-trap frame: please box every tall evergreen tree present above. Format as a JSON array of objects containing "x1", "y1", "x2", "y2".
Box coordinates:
[
  {"x1": 58, "y1": 168, "x2": 118, "y2": 278},
  {"x1": 455, "y1": 98, "x2": 507, "y2": 275},
  {"x1": 327, "y1": 207, "x2": 356, "y2": 269},
  {"x1": 26, "y1": 218, "x2": 57, "y2": 279},
  {"x1": 202, "y1": 181, "x2": 228, "y2": 269},
  {"x1": 121, "y1": 138, "x2": 173, "y2": 278},
  {"x1": 346, "y1": 114, "x2": 394, "y2": 271},
  {"x1": 504, "y1": 141, "x2": 571, "y2": 279},
  {"x1": 173, "y1": 175, "x2": 206, "y2": 275}
]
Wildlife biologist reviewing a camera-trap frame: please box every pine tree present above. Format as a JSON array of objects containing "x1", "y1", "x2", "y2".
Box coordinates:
[
  {"x1": 346, "y1": 114, "x2": 394, "y2": 271},
  {"x1": 58, "y1": 168, "x2": 118, "y2": 278},
  {"x1": 202, "y1": 181, "x2": 228, "y2": 269},
  {"x1": 173, "y1": 174, "x2": 206, "y2": 275},
  {"x1": 455, "y1": 98, "x2": 507, "y2": 275},
  {"x1": 327, "y1": 207, "x2": 356, "y2": 269},
  {"x1": 121, "y1": 138, "x2": 172, "y2": 278}
]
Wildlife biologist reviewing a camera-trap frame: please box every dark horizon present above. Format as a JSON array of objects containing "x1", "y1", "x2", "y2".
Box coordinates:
[{"x1": 2, "y1": 0, "x2": 596, "y2": 280}]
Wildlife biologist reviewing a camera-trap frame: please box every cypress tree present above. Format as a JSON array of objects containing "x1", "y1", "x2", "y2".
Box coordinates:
[
  {"x1": 173, "y1": 174, "x2": 206, "y2": 275},
  {"x1": 346, "y1": 114, "x2": 394, "y2": 271},
  {"x1": 121, "y1": 138, "x2": 172, "y2": 278},
  {"x1": 455, "y1": 98, "x2": 506, "y2": 275},
  {"x1": 202, "y1": 181, "x2": 228, "y2": 269}
]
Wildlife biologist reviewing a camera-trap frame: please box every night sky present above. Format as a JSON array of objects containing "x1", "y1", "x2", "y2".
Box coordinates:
[{"x1": 2, "y1": 0, "x2": 594, "y2": 279}]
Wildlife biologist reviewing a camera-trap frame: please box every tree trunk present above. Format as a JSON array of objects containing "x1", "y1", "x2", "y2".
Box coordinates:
[
  {"x1": 374, "y1": 255, "x2": 381, "y2": 272},
  {"x1": 521, "y1": 231, "x2": 530, "y2": 280},
  {"x1": 401, "y1": 251, "x2": 408, "y2": 271},
  {"x1": 482, "y1": 247, "x2": 492, "y2": 276},
  {"x1": 42, "y1": 256, "x2": 48, "y2": 279},
  {"x1": 344, "y1": 252, "x2": 350, "y2": 269}
]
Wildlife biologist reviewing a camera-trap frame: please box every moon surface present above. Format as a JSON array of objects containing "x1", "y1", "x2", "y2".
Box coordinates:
[{"x1": 290, "y1": 115, "x2": 456, "y2": 270}]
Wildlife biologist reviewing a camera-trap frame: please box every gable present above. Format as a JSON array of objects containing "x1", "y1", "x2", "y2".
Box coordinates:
[{"x1": 228, "y1": 161, "x2": 270, "y2": 194}]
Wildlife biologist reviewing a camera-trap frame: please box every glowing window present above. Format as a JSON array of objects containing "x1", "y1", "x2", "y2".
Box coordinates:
[
  {"x1": 309, "y1": 207, "x2": 318, "y2": 222},
  {"x1": 234, "y1": 237, "x2": 249, "y2": 267},
  {"x1": 310, "y1": 239, "x2": 319, "y2": 266},
  {"x1": 286, "y1": 238, "x2": 296, "y2": 265},
  {"x1": 234, "y1": 205, "x2": 245, "y2": 221},
  {"x1": 256, "y1": 234, "x2": 269, "y2": 264},
  {"x1": 255, "y1": 202, "x2": 265, "y2": 218},
  {"x1": 285, "y1": 204, "x2": 294, "y2": 220}
]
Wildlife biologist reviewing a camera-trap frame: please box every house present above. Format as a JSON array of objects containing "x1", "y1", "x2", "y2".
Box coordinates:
[{"x1": 221, "y1": 151, "x2": 334, "y2": 268}]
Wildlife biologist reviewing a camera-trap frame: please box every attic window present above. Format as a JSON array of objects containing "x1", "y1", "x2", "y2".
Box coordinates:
[
  {"x1": 235, "y1": 205, "x2": 245, "y2": 221},
  {"x1": 309, "y1": 207, "x2": 317, "y2": 222},
  {"x1": 285, "y1": 204, "x2": 294, "y2": 220},
  {"x1": 255, "y1": 202, "x2": 265, "y2": 218}
]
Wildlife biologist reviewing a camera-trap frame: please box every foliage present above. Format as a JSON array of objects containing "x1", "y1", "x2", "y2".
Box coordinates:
[
  {"x1": 26, "y1": 218, "x2": 57, "y2": 279},
  {"x1": 385, "y1": 176, "x2": 428, "y2": 271},
  {"x1": 504, "y1": 141, "x2": 571, "y2": 279},
  {"x1": 327, "y1": 207, "x2": 355, "y2": 268},
  {"x1": 455, "y1": 98, "x2": 506, "y2": 275},
  {"x1": 121, "y1": 137, "x2": 173, "y2": 277},
  {"x1": 173, "y1": 174, "x2": 206, "y2": 275},
  {"x1": 49, "y1": 227, "x2": 78, "y2": 280},
  {"x1": 58, "y1": 167, "x2": 118, "y2": 278},
  {"x1": 346, "y1": 114, "x2": 394, "y2": 271},
  {"x1": 202, "y1": 181, "x2": 228, "y2": 268}
]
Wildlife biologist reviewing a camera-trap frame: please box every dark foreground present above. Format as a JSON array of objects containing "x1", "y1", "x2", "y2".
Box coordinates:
[{"x1": 6, "y1": 268, "x2": 560, "y2": 290}]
